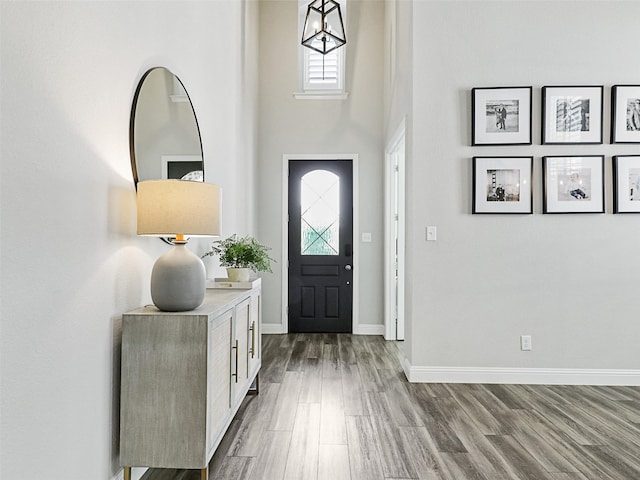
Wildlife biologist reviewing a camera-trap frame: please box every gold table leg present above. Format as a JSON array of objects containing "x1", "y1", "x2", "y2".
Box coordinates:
[
  {"x1": 123, "y1": 467, "x2": 131, "y2": 480},
  {"x1": 201, "y1": 466, "x2": 208, "y2": 480},
  {"x1": 248, "y1": 372, "x2": 260, "y2": 395}
]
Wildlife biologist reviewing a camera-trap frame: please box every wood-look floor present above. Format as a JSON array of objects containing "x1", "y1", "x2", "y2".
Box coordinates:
[{"x1": 142, "y1": 334, "x2": 640, "y2": 480}]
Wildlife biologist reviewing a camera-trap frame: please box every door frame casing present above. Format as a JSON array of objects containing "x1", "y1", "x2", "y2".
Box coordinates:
[
  {"x1": 280, "y1": 154, "x2": 359, "y2": 334},
  {"x1": 384, "y1": 120, "x2": 406, "y2": 341}
]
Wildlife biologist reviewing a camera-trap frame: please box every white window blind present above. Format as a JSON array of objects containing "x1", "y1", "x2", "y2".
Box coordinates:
[{"x1": 304, "y1": 48, "x2": 342, "y2": 88}]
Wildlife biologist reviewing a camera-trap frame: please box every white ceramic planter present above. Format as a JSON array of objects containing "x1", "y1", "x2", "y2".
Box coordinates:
[{"x1": 226, "y1": 267, "x2": 251, "y2": 282}]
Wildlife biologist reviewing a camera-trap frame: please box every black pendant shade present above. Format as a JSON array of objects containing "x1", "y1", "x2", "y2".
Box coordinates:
[{"x1": 301, "y1": 0, "x2": 346, "y2": 55}]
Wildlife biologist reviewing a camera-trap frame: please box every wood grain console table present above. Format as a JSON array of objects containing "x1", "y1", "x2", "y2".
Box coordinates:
[{"x1": 120, "y1": 283, "x2": 261, "y2": 480}]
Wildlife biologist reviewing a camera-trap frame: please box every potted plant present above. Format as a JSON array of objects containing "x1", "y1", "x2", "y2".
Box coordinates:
[{"x1": 202, "y1": 234, "x2": 274, "y2": 282}]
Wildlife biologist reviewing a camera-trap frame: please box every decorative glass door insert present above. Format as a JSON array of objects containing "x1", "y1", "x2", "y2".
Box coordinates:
[{"x1": 301, "y1": 169, "x2": 340, "y2": 255}]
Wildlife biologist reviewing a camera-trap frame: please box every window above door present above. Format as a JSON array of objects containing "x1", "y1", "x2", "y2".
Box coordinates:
[{"x1": 295, "y1": 0, "x2": 348, "y2": 100}]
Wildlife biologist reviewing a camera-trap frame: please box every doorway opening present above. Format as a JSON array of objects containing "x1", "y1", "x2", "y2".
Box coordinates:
[{"x1": 385, "y1": 121, "x2": 406, "y2": 341}]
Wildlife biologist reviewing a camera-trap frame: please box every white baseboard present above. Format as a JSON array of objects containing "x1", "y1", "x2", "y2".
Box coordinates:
[
  {"x1": 354, "y1": 323, "x2": 385, "y2": 335},
  {"x1": 403, "y1": 358, "x2": 640, "y2": 386},
  {"x1": 262, "y1": 323, "x2": 385, "y2": 335},
  {"x1": 262, "y1": 322, "x2": 285, "y2": 334}
]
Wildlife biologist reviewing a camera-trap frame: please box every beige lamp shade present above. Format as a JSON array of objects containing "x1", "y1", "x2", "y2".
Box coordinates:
[{"x1": 137, "y1": 180, "x2": 221, "y2": 237}]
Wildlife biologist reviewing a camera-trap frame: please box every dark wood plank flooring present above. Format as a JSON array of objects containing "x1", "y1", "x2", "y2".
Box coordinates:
[{"x1": 142, "y1": 334, "x2": 640, "y2": 480}]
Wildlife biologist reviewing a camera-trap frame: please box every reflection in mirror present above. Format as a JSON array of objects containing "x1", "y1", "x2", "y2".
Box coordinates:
[{"x1": 130, "y1": 67, "x2": 203, "y2": 185}]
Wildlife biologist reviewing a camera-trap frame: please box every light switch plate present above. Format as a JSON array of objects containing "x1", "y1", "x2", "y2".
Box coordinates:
[{"x1": 426, "y1": 226, "x2": 437, "y2": 241}]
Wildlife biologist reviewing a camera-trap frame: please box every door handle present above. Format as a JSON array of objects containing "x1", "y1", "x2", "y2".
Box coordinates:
[{"x1": 345, "y1": 264, "x2": 352, "y2": 271}]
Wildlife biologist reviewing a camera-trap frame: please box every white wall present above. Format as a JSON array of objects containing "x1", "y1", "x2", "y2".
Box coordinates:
[
  {"x1": 402, "y1": 1, "x2": 640, "y2": 383},
  {"x1": 0, "y1": 1, "x2": 258, "y2": 478},
  {"x1": 257, "y1": 0, "x2": 385, "y2": 333}
]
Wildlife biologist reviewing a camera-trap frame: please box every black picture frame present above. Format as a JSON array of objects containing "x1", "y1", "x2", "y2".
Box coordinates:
[
  {"x1": 472, "y1": 156, "x2": 533, "y2": 214},
  {"x1": 611, "y1": 85, "x2": 640, "y2": 144},
  {"x1": 161, "y1": 155, "x2": 204, "y2": 181},
  {"x1": 542, "y1": 86, "x2": 603, "y2": 145},
  {"x1": 542, "y1": 155, "x2": 605, "y2": 214},
  {"x1": 613, "y1": 155, "x2": 640, "y2": 213},
  {"x1": 471, "y1": 86, "x2": 532, "y2": 146}
]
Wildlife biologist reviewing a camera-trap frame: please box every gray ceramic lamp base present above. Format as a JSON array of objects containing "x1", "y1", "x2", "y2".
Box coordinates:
[{"x1": 150, "y1": 242, "x2": 206, "y2": 311}]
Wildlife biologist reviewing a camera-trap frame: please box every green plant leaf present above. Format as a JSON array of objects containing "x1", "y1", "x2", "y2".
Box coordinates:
[{"x1": 202, "y1": 234, "x2": 274, "y2": 273}]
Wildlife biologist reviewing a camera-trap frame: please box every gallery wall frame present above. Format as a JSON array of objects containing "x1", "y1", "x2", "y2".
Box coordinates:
[
  {"x1": 611, "y1": 85, "x2": 640, "y2": 144},
  {"x1": 613, "y1": 155, "x2": 640, "y2": 213},
  {"x1": 472, "y1": 156, "x2": 533, "y2": 214},
  {"x1": 472, "y1": 86, "x2": 532, "y2": 146},
  {"x1": 542, "y1": 86, "x2": 603, "y2": 145},
  {"x1": 542, "y1": 155, "x2": 605, "y2": 214}
]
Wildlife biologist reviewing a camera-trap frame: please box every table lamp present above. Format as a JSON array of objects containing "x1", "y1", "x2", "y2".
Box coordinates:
[{"x1": 136, "y1": 179, "x2": 221, "y2": 311}]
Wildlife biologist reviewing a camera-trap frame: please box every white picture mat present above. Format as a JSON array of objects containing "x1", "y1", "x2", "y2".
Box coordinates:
[
  {"x1": 474, "y1": 157, "x2": 532, "y2": 213},
  {"x1": 161, "y1": 155, "x2": 203, "y2": 180},
  {"x1": 543, "y1": 86, "x2": 602, "y2": 143},
  {"x1": 613, "y1": 86, "x2": 640, "y2": 143},
  {"x1": 614, "y1": 156, "x2": 640, "y2": 213},
  {"x1": 473, "y1": 87, "x2": 531, "y2": 144},
  {"x1": 544, "y1": 156, "x2": 604, "y2": 213}
]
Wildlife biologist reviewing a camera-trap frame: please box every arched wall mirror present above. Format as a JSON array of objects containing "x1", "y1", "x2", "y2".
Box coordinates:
[{"x1": 130, "y1": 67, "x2": 204, "y2": 185}]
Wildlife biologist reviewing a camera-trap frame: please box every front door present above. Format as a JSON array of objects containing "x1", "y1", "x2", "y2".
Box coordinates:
[{"x1": 288, "y1": 160, "x2": 353, "y2": 333}]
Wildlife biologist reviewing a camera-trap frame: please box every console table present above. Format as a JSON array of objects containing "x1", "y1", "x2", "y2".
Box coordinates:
[{"x1": 120, "y1": 283, "x2": 261, "y2": 480}]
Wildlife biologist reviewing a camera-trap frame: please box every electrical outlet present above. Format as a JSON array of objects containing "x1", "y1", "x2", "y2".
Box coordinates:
[{"x1": 520, "y1": 335, "x2": 532, "y2": 351}]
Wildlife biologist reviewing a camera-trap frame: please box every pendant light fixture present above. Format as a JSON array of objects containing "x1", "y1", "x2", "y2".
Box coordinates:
[{"x1": 301, "y1": 0, "x2": 346, "y2": 55}]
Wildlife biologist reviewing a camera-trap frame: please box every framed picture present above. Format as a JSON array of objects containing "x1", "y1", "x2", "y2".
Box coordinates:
[
  {"x1": 472, "y1": 156, "x2": 533, "y2": 214},
  {"x1": 542, "y1": 155, "x2": 604, "y2": 213},
  {"x1": 542, "y1": 86, "x2": 603, "y2": 144},
  {"x1": 611, "y1": 85, "x2": 640, "y2": 143},
  {"x1": 161, "y1": 155, "x2": 203, "y2": 181},
  {"x1": 613, "y1": 155, "x2": 640, "y2": 213},
  {"x1": 472, "y1": 86, "x2": 532, "y2": 146}
]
